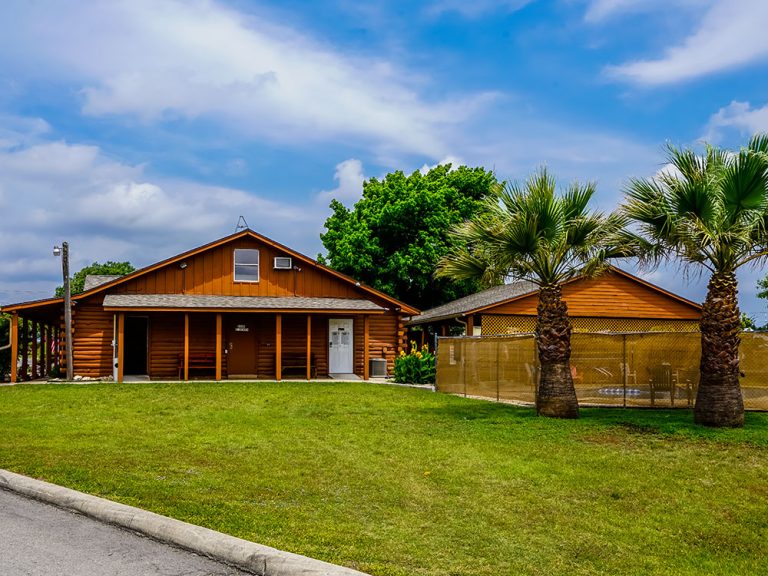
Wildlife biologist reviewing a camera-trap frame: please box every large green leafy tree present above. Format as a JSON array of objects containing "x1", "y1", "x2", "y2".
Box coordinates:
[
  {"x1": 622, "y1": 135, "x2": 768, "y2": 428},
  {"x1": 436, "y1": 169, "x2": 629, "y2": 419},
  {"x1": 55, "y1": 261, "x2": 135, "y2": 297},
  {"x1": 759, "y1": 276, "x2": 768, "y2": 301},
  {"x1": 757, "y1": 276, "x2": 768, "y2": 326},
  {"x1": 319, "y1": 164, "x2": 497, "y2": 310}
]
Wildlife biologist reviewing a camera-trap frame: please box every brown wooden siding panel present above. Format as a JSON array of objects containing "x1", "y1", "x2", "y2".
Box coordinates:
[
  {"x1": 72, "y1": 299, "x2": 113, "y2": 378},
  {"x1": 370, "y1": 313, "x2": 398, "y2": 374},
  {"x1": 113, "y1": 237, "x2": 378, "y2": 303},
  {"x1": 256, "y1": 315, "x2": 276, "y2": 376},
  {"x1": 488, "y1": 272, "x2": 700, "y2": 320},
  {"x1": 149, "y1": 313, "x2": 183, "y2": 379}
]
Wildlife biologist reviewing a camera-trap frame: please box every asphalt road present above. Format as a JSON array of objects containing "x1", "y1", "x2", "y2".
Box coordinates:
[{"x1": 0, "y1": 488, "x2": 250, "y2": 576}]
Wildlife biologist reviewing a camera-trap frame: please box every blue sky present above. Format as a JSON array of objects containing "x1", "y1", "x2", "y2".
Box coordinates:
[{"x1": 1, "y1": 0, "x2": 768, "y2": 319}]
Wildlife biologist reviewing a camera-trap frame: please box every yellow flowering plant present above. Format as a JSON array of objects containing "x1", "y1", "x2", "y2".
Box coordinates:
[{"x1": 394, "y1": 342, "x2": 436, "y2": 384}]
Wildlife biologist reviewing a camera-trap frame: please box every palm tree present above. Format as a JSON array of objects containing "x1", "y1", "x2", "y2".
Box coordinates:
[
  {"x1": 436, "y1": 169, "x2": 629, "y2": 418},
  {"x1": 622, "y1": 135, "x2": 768, "y2": 427}
]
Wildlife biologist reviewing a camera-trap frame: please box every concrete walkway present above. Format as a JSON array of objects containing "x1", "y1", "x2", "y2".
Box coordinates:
[{"x1": 0, "y1": 488, "x2": 249, "y2": 576}]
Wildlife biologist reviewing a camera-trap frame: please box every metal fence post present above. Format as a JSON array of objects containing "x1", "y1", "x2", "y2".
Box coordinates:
[
  {"x1": 496, "y1": 340, "x2": 500, "y2": 402},
  {"x1": 462, "y1": 339, "x2": 467, "y2": 398}
]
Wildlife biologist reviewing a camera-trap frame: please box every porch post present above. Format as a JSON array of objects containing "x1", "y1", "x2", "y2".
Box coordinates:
[
  {"x1": 53, "y1": 326, "x2": 61, "y2": 376},
  {"x1": 31, "y1": 321, "x2": 38, "y2": 379},
  {"x1": 184, "y1": 313, "x2": 189, "y2": 381},
  {"x1": 10, "y1": 313, "x2": 18, "y2": 383},
  {"x1": 49, "y1": 326, "x2": 55, "y2": 375},
  {"x1": 54, "y1": 327, "x2": 60, "y2": 372},
  {"x1": 306, "y1": 315, "x2": 312, "y2": 381},
  {"x1": 117, "y1": 313, "x2": 125, "y2": 383},
  {"x1": 20, "y1": 318, "x2": 28, "y2": 381},
  {"x1": 275, "y1": 314, "x2": 282, "y2": 381},
  {"x1": 466, "y1": 315, "x2": 474, "y2": 336},
  {"x1": 215, "y1": 314, "x2": 222, "y2": 381},
  {"x1": 41, "y1": 325, "x2": 48, "y2": 378},
  {"x1": 363, "y1": 315, "x2": 370, "y2": 380}
]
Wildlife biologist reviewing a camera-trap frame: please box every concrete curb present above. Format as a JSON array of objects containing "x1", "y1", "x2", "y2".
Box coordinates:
[{"x1": 0, "y1": 469, "x2": 369, "y2": 576}]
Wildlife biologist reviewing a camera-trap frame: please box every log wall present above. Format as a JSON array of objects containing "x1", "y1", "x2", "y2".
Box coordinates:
[{"x1": 71, "y1": 297, "x2": 113, "y2": 378}]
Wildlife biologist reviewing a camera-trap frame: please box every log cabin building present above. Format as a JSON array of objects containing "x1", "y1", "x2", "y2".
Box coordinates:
[
  {"x1": 1, "y1": 229, "x2": 418, "y2": 383},
  {"x1": 407, "y1": 267, "x2": 702, "y2": 342}
]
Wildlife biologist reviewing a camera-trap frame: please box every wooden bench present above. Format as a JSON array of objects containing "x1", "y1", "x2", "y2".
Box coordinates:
[
  {"x1": 177, "y1": 353, "x2": 217, "y2": 380},
  {"x1": 281, "y1": 352, "x2": 317, "y2": 378}
]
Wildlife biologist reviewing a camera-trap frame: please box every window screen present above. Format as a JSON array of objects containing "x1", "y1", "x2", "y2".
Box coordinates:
[{"x1": 234, "y1": 249, "x2": 260, "y2": 282}]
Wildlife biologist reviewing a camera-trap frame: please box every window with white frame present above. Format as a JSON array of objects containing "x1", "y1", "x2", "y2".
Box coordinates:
[{"x1": 234, "y1": 249, "x2": 260, "y2": 282}]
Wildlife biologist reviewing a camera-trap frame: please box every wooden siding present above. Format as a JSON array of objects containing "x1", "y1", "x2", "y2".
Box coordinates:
[
  {"x1": 110, "y1": 237, "x2": 388, "y2": 304},
  {"x1": 72, "y1": 297, "x2": 113, "y2": 378},
  {"x1": 369, "y1": 314, "x2": 399, "y2": 374},
  {"x1": 487, "y1": 272, "x2": 700, "y2": 320}
]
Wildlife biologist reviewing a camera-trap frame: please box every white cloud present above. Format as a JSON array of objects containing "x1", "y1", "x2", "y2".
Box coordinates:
[
  {"x1": 0, "y1": 0, "x2": 494, "y2": 159},
  {"x1": 316, "y1": 159, "x2": 365, "y2": 206},
  {"x1": 584, "y1": 0, "x2": 706, "y2": 22},
  {"x1": 0, "y1": 123, "x2": 321, "y2": 304},
  {"x1": 426, "y1": 0, "x2": 534, "y2": 18},
  {"x1": 704, "y1": 101, "x2": 768, "y2": 141},
  {"x1": 606, "y1": 0, "x2": 768, "y2": 85},
  {"x1": 419, "y1": 155, "x2": 465, "y2": 174},
  {"x1": 585, "y1": 0, "x2": 643, "y2": 21}
]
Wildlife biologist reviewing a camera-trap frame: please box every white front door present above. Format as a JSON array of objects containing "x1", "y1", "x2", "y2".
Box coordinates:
[{"x1": 329, "y1": 319, "x2": 354, "y2": 373}]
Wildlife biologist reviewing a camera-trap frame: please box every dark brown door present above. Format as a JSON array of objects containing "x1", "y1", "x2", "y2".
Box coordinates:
[{"x1": 228, "y1": 317, "x2": 258, "y2": 376}]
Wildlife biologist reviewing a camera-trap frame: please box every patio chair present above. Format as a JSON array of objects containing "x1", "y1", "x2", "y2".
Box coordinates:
[
  {"x1": 620, "y1": 363, "x2": 637, "y2": 385},
  {"x1": 674, "y1": 369, "x2": 699, "y2": 407},
  {"x1": 648, "y1": 363, "x2": 675, "y2": 406}
]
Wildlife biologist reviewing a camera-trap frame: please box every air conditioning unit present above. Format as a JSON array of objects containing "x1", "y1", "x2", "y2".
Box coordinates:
[
  {"x1": 273, "y1": 257, "x2": 292, "y2": 270},
  {"x1": 369, "y1": 358, "x2": 387, "y2": 378}
]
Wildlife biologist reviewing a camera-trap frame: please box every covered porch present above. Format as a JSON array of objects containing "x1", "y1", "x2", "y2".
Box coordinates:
[
  {"x1": 106, "y1": 294, "x2": 393, "y2": 382},
  {"x1": 4, "y1": 299, "x2": 63, "y2": 383}
]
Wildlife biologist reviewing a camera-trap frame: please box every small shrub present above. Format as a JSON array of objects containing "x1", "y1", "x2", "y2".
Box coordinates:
[{"x1": 394, "y1": 342, "x2": 435, "y2": 384}]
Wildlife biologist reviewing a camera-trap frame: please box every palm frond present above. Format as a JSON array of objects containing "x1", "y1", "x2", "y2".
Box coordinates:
[
  {"x1": 438, "y1": 168, "x2": 629, "y2": 289},
  {"x1": 721, "y1": 149, "x2": 768, "y2": 222}
]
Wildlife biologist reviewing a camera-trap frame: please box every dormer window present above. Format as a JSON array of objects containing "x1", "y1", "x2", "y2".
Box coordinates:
[{"x1": 234, "y1": 249, "x2": 260, "y2": 282}]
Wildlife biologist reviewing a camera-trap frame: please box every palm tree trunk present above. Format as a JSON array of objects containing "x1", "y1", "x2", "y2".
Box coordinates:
[
  {"x1": 535, "y1": 284, "x2": 579, "y2": 418},
  {"x1": 694, "y1": 271, "x2": 744, "y2": 427}
]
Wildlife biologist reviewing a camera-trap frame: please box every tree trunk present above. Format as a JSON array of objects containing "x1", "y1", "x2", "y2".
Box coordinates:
[
  {"x1": 535, "y1": 284, "x2": 579, "y2": 418},
  {"x1": 694, "y1": 270, "x2": 744, "y2": 427}
]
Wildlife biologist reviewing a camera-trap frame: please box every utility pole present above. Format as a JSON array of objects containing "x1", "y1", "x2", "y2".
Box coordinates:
[{"x1": 54, "y1": 242, "x2": 74, "y2": 380}]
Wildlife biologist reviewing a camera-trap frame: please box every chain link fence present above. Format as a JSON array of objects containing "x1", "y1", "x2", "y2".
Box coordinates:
[{"x1": 436, "y1": 332, "x2": 768, "y2": 410}]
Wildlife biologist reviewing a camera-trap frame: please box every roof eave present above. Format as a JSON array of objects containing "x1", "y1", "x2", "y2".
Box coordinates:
[
  {"x1": 102, "y1": 306, "x2": 387, "y2": 314},
  {"x1": 0, "y1": 296, "x2": 65, "y2": 313}
]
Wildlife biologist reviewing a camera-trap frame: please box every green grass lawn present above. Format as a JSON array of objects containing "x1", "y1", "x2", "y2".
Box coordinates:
[{"x1": 1, "y1": 382, "x2": 767, "y2": 575}]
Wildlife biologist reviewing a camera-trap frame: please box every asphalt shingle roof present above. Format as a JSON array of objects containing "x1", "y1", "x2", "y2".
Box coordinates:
[
  {"x1": 406, "y1": 280, "x2": 537, "y2": 325},
  {"x1": 102, "y1": 294, "x2": 387, "y2": 312},
  {"x1": 83, "y1": 275, "x2": 122, "y2": 291}
]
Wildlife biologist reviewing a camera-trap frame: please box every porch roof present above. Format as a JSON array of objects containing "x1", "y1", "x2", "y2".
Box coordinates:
[{"x1": 102, "y1": 294, "x2": 387, "y2": 313}]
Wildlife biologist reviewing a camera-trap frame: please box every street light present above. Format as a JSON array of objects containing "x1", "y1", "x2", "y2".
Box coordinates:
[{"x1": 54, "y1": 242, "x2": 73, "y2": 380}]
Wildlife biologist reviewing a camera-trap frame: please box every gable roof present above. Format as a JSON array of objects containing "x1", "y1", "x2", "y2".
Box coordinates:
[
  {"x1": 406, "y1": 280, "x2": 537, "y2": 325},
  {"x1": 0, "y1": 229, "x2": 419, "y2": 315},
  {"x1": 406, "y1": 266, "x2": 701, "y2": 326}
]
